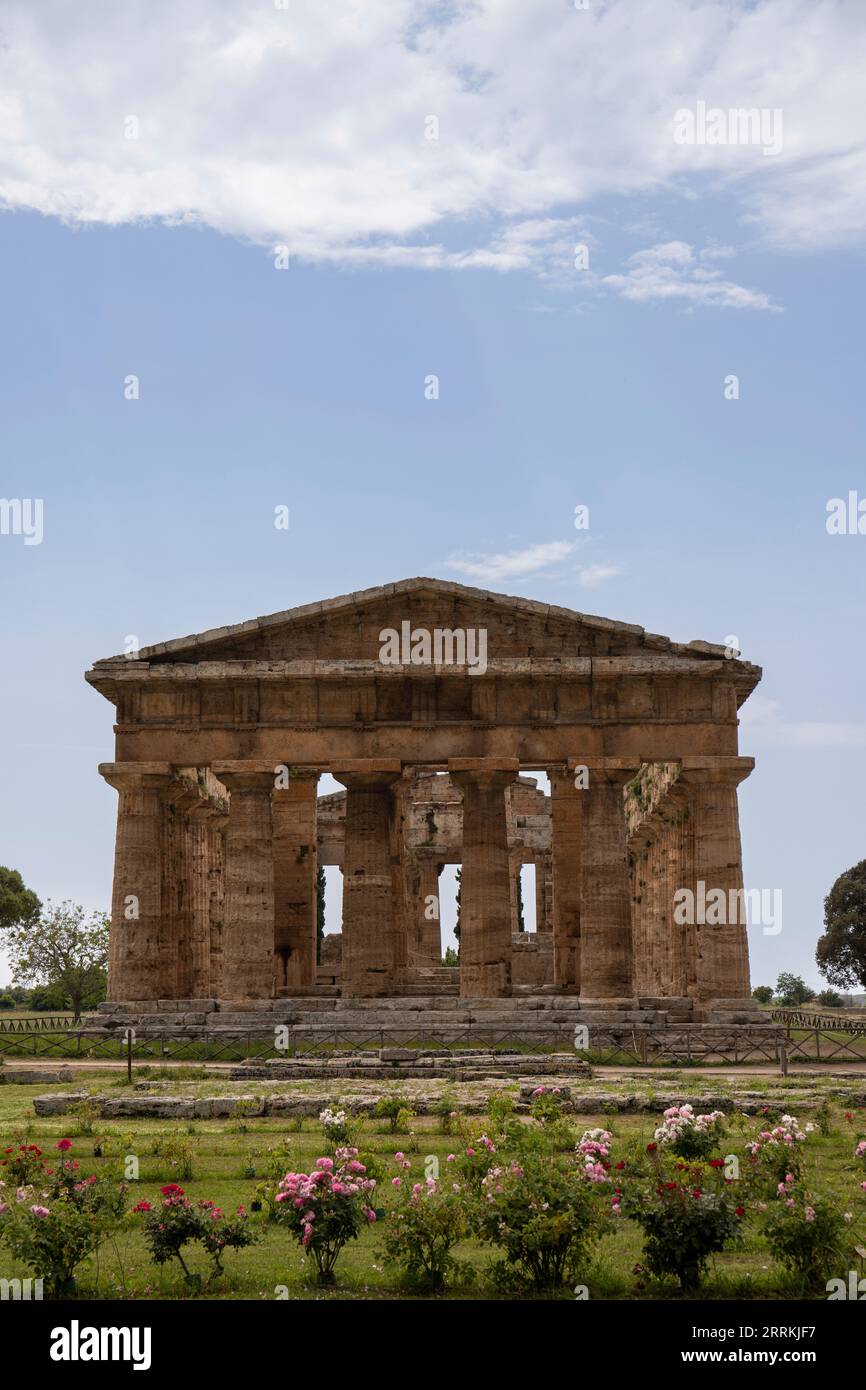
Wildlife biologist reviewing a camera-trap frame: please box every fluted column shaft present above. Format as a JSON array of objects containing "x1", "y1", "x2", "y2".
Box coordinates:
[
  {"x1": 450, "y1": 763, "x2": 516, "y2": 998},
  {"x1": 100, "y1": 763, "x2": 172, "y2": 1002},
  {"x1": 216, "y1": 769, "x2": 277, "y2": 999},
  {"x1": 580, "y1": 763, "x2": 635, "y2": 1000},
  {"x1": 680, "y1": 763, "x2": 753, "y2": 1002},
  {"x1": 272, "y1": 772, "x2": 320, "y2": 991},
  {"x1": 548, "y1": 767, "x2": 582, "y2": 990},
  {"x1": 334, "y1": 768, "x2": 403, "y2": 997}
]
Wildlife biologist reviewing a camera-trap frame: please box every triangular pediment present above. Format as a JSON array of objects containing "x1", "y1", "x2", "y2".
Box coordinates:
[{"x1": 88, "y1": 577, "x2": 753, "y2": 670}]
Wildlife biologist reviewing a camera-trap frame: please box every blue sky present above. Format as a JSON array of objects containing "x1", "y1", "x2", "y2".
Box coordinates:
[{"x1": 1, "y1": 0, "x2": 865, "y2": 990}]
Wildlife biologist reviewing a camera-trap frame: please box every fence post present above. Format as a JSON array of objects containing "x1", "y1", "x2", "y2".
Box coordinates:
[
  {"x1": 779, "y1": 1040, "x2": 788, "y2": 1076},
  {"x1": 814, "y1": 1027, "x2": 820, "y2": 1060},
  {"x1": 126, "y1": 1028, "x2": 133, "y2": 1085}
]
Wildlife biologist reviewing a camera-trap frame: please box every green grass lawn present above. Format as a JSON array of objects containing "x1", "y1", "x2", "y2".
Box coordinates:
[{"x1": 2, "y1": 1069, "x2": 866, "y2": 1300}]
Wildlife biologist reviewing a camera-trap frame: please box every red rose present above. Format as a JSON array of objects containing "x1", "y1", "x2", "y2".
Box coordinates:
[
  {"x1": 735, "y1": 1206, "x2": 745, "y2": 1217},
  {"x1": 615, "y1": 1161, "x2": 625, "y2": 1170},
  {"x1": 160, "y1": 1183, "x2": 185, "y2": 1196},
  {"x1": 646, "y1": 1143, "x2": 657, "y2": 1153}
]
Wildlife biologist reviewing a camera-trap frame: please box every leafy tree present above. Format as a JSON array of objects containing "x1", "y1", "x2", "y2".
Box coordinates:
[
  {"x1": 775, "y1": 972, "x2": 815, "y2": 1007},
  {"x1": 0, "y1": 867, "x2": 41, "y2": 933},
  {"x1": 3, "y1": 901, "x2": 108, "y2": 1022},
  {"x1": 751, "y1": 985, "x2": 773, "y2": 1004},
  {"x1": 27, "y1": 982, "x2": 70, "y2": 1012},
  {"x1": 816, "y1": 860, "x2": 866, "y2": 991},
  {"x1": 815, "y1": 988, "x2": 844, "y2": 1009}
]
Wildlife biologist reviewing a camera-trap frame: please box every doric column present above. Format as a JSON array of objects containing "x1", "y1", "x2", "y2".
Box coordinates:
[
  {"x1": 404, "y1": 854, "x2": 441, "y2": 967},
  {"x1": 629, "y1": 826, "x2": 652, "y2": 996},
  {"x1": 272, "y1": 771, "x2": 320, "y2": 991},
  {"x1": 333, "y1": 762, "x2": 403, "y2": 997},
  {"x1": 580, "y1": 761, "x2": 636, "y2": 1001},
  {"x1": 207, "y1": 812, "x2": 227, "y2": 996},
  {"x1": 548, "y1": 766, "x2": 583, "y2": 991},
  {"x1": 449, "y1": 760, "x2": 518, "y2": 998},
  {"x1": 678, "y1": 759, "x2": 754, "y2": 1003},
  {"x1": 213, "y1": 765, "x2": 277, "y2": 999},
  {"x1": 535, "y1": 851, "x2": 552, "y2": 933},
  {"x1": 158, "y1": 796, "x2": 189, "y2": 998},
  {"x1": 509, "y1": 851, "x2": 523, "y2": 932},
  {"x1": 184, "y1": 796, "x2": 226, "y2": 999},
  {"x1": 168, "y1": 785, "x2": 207, "y2": 999},
  {"x1": 99, "y1": 762, "x2": 172, "y2": 1002}
]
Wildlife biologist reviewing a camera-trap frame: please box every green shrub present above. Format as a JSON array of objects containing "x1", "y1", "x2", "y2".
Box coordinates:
[
  {"x1": 622, "y1": 1156, "x2": 744, "y2": 1290},
  {"x1": 763, "y1": 1187, "x2": 850, "y2": 1290},
  {"x1": 374, "y1": 1095, "x2": 414, "y2": 1133},
  {"x1": 472, "y1": 1151, "x2": 607, "y2": 1289},
  {"x1": 380, "y1": 1157, "x2": 474, "y2": 1291}
]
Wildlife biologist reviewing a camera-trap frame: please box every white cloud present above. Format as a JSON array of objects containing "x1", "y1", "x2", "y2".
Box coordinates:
[
  {"x1": 444, "y1": 541, "x2": 577, "y2": 583},
  {"x1": 578, "y1": 564, "x2": 622, "y2": 589},
  {"x1": 0, "y1": 0, "x2": 863, "y2": 272},
  {"x1": 603, "y1": 241, "x2": 778, "y2": 311},
  {"x1": 740, "y1": 693, "x2": 866, "y2": 748},
  {"x1": 443, "y1": 541, "x2": 621, "y2": 587}
]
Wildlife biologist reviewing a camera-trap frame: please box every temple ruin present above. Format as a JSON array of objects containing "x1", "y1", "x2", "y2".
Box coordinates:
[{"x1": 86, "y1": 577, "x2": 765, "y2": 1032}]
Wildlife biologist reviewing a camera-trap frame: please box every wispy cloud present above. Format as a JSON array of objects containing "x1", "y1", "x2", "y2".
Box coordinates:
[
  {"x1": 578, "y1": 563, "x2": 622, "y2": 589},
  {"x1": 443, "y1": 541, "x2": 621, "y2": 588},
  {"x1": 602, "y1": 242, "x2": 779, "y2": 311},
  {"x1": 740, "y1": 694, "x2": 866, "y2": 749}
]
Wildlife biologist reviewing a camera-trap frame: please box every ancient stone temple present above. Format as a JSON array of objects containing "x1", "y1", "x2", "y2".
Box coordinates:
[{"x1": 86, "y1": 577, "x2": 763, "y2": 1028}]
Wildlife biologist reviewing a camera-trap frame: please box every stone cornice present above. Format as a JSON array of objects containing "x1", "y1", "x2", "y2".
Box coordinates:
[{"x1": 86, "y1": 653, "x2": 761, "y2": 686}]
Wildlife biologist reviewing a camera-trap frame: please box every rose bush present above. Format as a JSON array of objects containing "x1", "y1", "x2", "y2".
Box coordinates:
[
  {"x1": 472, "y1": 1151, "x2": 608, "y2": 1289},
  {"x1": 621, "y1": 1148, "x2": 744, "y2": 1291},
  {"x1": 136, "y1": 1184, "x2": 258, "y2": 1289},
  {"x1": 275, "y1": 1147, "x2": 377, "y2": 1284},
  {"x1": 380, "y1": 1154, "x2": 474, "y2": 1291},
  {"x1": 653, "y1": 1105, "x2": 727, "y2": 1161},
  {"x1": 0, "y1": 1140, "x2": 127, "y2": 1297}
]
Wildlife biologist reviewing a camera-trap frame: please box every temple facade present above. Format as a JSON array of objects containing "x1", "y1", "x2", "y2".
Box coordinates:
[{"x1": 86, "y1": 577, "x2": 762, "y2": 1020}]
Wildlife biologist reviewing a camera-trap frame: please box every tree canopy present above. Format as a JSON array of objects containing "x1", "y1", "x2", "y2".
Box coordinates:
[
  {"x1": 2, "y1": 900, "x2": 108, "y2": 1022},
  {"x1": 0, "y1": 866, "x2": 41, "y2": 933},
  {"x1": 775, "y1": 972, "x2": 815, "y2": 1006},
  {"x1": 816, "y1": 859, "x2": 866, "y2": 991}
]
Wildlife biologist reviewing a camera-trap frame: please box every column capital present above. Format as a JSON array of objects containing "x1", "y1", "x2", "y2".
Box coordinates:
[
  {"x1": 213, "y1": 766, "x2": 277, "y2": 795},
  {"x1": 678, "y1": 756, "x2": 754, "y2": 788},
  {"x1": 332, "y1": 761, "x2": 403, "y2": 791},
  {"x1": 99, "y1": 761, "x2": 174, "y2": 793},
  {"x1": 448, "y1": 758, "x2": 519, "y2": 791},
  {"x1": 548, "y1": 757, "x2": 640, "y2": 787}
]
